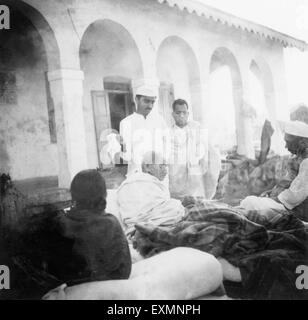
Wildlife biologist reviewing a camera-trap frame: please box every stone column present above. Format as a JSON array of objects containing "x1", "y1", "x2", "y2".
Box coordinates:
[
  {"x1": 236, "y1": 67, "x2": 256, "y2": 159},
  {"x1": 236, "y1": 99, "x2": 256, "y2": 159},
  {"x1": 47, "y1": 69, "x2": 88, "y2": 188},
  {"x1": 190, "y1": 82, "x2": 204, "y2": 122},
  {"x1": 197, "y1": 63, "x2": 211, "y2": 129},
  {"x1": 269, "y1": 51, "x2": 290, "y2": 155}
]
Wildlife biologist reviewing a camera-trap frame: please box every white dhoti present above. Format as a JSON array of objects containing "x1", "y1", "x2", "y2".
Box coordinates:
[
  {"x1": 240, "y1": 196, "x2": 286, "y2": 212},
  {"x1": 239, "y1": 196, "x2": 288, "y2": 221}
]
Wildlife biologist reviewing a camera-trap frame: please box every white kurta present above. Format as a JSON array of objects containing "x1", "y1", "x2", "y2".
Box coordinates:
[
  {"x1": 117, "y1": 172, "x2": 185, "y2": 235},
  {"x1": 168, "y1": 121, "x2": 221, "y2": 199},
  {"x1": 119, "y1": 112, "x2": 168, "y2": 175},
  {"x1": 240, "y1": 158, "x2": 308, "y2": 214},
  {"x1": 278, "y1": 158, "x2": 308, "y2": 210}
]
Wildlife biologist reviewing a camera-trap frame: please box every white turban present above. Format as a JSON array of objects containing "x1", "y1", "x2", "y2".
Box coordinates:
[
  {"x1": 135, "y1": 85, "x2": 157, "y2": 98},
  {"x1": 279, "y1": 120, "x2": 308, "y2": 138}
]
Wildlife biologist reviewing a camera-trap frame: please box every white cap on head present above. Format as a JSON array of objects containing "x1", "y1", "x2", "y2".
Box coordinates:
[
  {"x1": 290, "y1": 102, "x2": 308, "y2": 114},
  {"x1": 135, "y1": 85, "x2": 157, "y2": 98},
  {"x1": 278, "y1": 120, "x2": 308, "y2": 138}
]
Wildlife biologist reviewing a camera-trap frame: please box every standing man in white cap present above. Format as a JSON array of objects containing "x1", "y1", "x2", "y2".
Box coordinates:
[
  {"x1": 119, "y1": 86, "x2": 168, "y2": 175},
  {"x1": 240, "y1": 120, "x2": 308, "y2": 223}
]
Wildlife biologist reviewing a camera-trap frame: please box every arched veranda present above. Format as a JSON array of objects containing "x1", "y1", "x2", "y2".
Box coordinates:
[
  {"x1": 0, "y1": 1, "x2": 61, "y2": 190},
  {"x1": 209, "y1": 47, "x2": 243, "y2": 155},
  {"x1": 156, "y1": 36, "x2": 202, "y2": 126},
  {"x1": 80, "y1": 19, "x2": 144, "y2": 167}
]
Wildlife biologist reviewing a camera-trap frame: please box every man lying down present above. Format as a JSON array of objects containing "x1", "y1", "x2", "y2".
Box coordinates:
[
  {"x1": 116, "y1": 151, "x2": 308, "y2": 300},
  {"x1": 3, "y1": 155, "x2": 307, "y2": 300},
  {"x1": 43, "y1": 151, "x2": 307, "y2": 300}
]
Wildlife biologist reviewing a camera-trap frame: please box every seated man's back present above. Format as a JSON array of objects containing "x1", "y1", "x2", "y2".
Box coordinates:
[
  {"x1": 58, "y1": 207, "x2": 131, "y2": 284},
  {"x1": 1, "y1": 169, "x2": 132, "y2": 299}
]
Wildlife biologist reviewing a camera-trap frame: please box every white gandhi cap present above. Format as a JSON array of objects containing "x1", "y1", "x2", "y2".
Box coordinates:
[
  {"x1": 278, "y1": 120, "x2": 308, "y2": 138},
  {"x1": 290, "y1": 103, "x2": 308, "y2": 114},
  {"x1": 135, "y1": 85, "x2": 157, "y2": 98}
]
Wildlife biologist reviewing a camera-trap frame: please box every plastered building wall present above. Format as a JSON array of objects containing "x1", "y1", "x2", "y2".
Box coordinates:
[{"x1": 2, "y1": 0, "x2": 289, "y2": 187}]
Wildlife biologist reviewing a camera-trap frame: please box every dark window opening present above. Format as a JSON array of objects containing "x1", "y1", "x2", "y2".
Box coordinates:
[{"x1": 103, "y1": 78, "x2": 134, "y2": 132}]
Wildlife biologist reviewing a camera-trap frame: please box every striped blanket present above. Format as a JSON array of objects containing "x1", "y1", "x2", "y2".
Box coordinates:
[{"x1": 133, "y1": 201, "x2": 308, "y2": 300}]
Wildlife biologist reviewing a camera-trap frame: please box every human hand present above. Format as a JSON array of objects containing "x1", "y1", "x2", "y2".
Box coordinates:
[{"x1": 181, "y1": 196, "x2": 196, "y2": 207}]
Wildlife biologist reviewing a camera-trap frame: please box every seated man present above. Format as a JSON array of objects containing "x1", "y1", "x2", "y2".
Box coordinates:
[
  {"x1": 217, "y1": 104, "x2": 308, "y2": 205},
  {"x1": 1, "y1": 169, "x2": 132, "y2": 299},
  {"x1": 58, "y1": 169, "x2": 132, "y2": 283},
  {"x1": 241, "y1": 120, "x2": 308, "y2": 222},
  {"x1": 117, "y1": 151, "x2": 185, "y2": 236}
]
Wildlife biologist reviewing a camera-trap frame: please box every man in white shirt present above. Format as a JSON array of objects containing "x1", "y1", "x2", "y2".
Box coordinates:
[
  {"x1": 119, "y1": 86, "x2": 168, "y2": 175},
  {"x1": 168, "y1": 99, "x2": 221, "y2": 199},
  {"x1": 241, "y1": 120, "x2": 308, "y2": 223}
]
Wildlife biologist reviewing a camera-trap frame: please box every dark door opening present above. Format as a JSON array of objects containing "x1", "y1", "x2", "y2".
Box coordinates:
[
  {"x1": 108, "y1": 91, "x2": 133, "y2": 132},
  {"x1": 91, "y1": 78, "x2": 134, "y2": 168}
]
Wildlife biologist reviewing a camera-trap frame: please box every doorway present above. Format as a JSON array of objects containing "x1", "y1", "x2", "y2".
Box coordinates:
[{"x1": 91, "y1": 78, "x2": 134, "y2": 167}]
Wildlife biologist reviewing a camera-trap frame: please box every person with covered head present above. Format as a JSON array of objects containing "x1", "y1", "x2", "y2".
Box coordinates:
[
  {"x1": 290, "y1": 103, "x2": 308, "y2": 124},
  {"x1": 258, "y1": 103, "x2": 308, "y2": 165},
  {"x1": 168, "y1": 99, "x2": 221, "y2": 199},
  {"x1": 241, "y1": 120, "x2": 308, "y2": 222},
  {"x1": 117, "y1": 151, "x2": 185, "y2": 236},
  {"x1": 1, "y1": 169, "x2": 132, "y2": 299},
  {"x1": 119, "y1": 86, "x2": 168, "y2": 176},
  {"x1": 58, "y1": 169, "x2": 132, "y2": 283}
]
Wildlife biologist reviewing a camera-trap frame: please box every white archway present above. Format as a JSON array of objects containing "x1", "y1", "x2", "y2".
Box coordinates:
[
  {"x1": 0, "y1": 1, "x2": 61, "y2": 183},
  {"x1": 250, "y1": 57, "x2": 275, "y2": 121},
  {"x1": 3, "y1": 0, "x2": 61, "y2": 70},
  {"x1": 80, "y1": 19, "x2": 144, "y2": 167},
  {"x1": 250, "y1": 57, "x2": 284, "y2": 154},
  {"x1": 156, "y1": 36, "x2": 202, "y2": 125},
  {"x1": 209, "y1": 47, "x2": 243, "y2": 154},
  {"x1": 80, "y1": 19, "x2": 144, "y2": 83}
]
